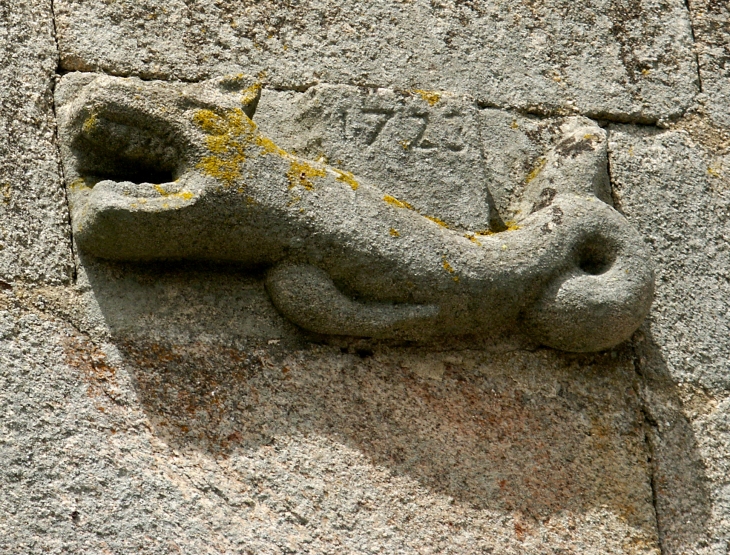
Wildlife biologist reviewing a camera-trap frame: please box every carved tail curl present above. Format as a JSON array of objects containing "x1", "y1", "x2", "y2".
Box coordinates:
[
  {"x1": 521, "y1": 203, "x2": 654, "y2": 352},
  {"x1": 266, "y1": 264, "x2": 439, "y2": 338}
]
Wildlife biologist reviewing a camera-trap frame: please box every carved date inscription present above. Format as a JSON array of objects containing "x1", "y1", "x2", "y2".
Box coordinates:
[{"x1": 256, "y1": 85, "x2": 493, "y2": 231}]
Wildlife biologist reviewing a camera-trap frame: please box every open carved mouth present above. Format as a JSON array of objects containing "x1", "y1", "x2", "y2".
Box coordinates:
[{"x1": 70, "y1": 112, "x2": 182, "y2": 186}]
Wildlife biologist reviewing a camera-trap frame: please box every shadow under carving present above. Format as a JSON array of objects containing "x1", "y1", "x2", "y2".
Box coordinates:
[
  {"x1": 633, "y1": 324, "x2": 714, "y2": 555},
  {"x1": 106, "y1": 335, "x2": 656, "y2": 532}
]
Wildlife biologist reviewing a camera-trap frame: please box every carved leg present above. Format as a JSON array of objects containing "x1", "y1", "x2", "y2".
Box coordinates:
[{"x1": 266, "y1": 264, "x2": 439, "y2": 338}]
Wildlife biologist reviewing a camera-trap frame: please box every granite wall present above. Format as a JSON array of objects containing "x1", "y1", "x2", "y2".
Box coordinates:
[{"x1": 1, "y1": 1, "x2": 728, "y2": 553}]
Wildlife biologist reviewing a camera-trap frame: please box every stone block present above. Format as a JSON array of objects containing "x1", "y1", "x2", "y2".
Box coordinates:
[
  {"x1": 689, "y1": 0, "x2": 730, "y2": 129},
  {"x1": 54, "y1": 0, "x2": 699, "y2": 122},
  {"x1": 609, "y1": 125, "x2": 730, "y2": 553},
  {"x1": 0, "y1": 1, "x2": 73, "y2": 284},
  {"x1": 0, "y1": 285, "x2": 661, "y2": 554}
]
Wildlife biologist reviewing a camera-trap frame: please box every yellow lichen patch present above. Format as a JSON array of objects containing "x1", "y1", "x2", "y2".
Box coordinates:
[
  {"x1": 510, "y1": 120, "x2": 519, "y2": 130},
  {"x1": 198, "y1": 154, "x2": 246, "y2": 186},
  {"x1": 205, "y1": 134, "x2": 231, "y2": 155},
  {"x1": 475, "y1": 221, "x2": 520, "y2": 236},
  {"x1": 465, "y1": 234, "x2": 482, "y2": 246},
  {"x1": 240, "y1": 82, "x2": 262, "y2": 106},
  {"x1": 425, "y1": 215, "x2": 449, "y2": 228},
  {"x1": 708, "y1": 166, "x2": 722, "y2": 178},
  {"x1": 412, "y1": 89, "x2": 441, "y2": 106},
  {"x1": 442, "y1": 258, "x2": 459, "y2": 282},
  {"x1": 193, "y1": 107, "x2": 257, "y2": 186},
  {"x1": 153, "y1": 184, "x2": 194, "y2": 201},
  {"x1": 287, "y1": 160, "x2": 326, "y2": 191},
  {"x1": 69, "y1": 178, "x2": 92, "y2": 192},
  {"x1": 525, "y1": 158, "x2": 547, "y2": 184},
  {"x1": 333, "y1": 169, "x2": 359, "y2": 190},
  {"x1": 401, "y1": 140, "x2": 411, "y2": 150},
  {"x1": 383, "y1": 195, "x2": 414, "y2": 210},
  {"x1": 194, "y1": 109, "x2": 229, "y2": 135},
  {"x1": 0, "y1": 182, "x2": 11, "y2": 203},
  {"x1": 256, "y1": 134, "x2": 289, "y2": 157},
  {"x1": 583, "y1": 133, "x2": 597, "y2": 141},
  {"x1": 389, "y1": 228, "x2": 400, "y2": 237},
  {"x1": 82, "y1": 113, "x2": 98, "y2": 134}
]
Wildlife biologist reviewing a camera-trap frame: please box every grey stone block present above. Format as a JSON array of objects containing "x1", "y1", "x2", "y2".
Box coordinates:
[
  {"x1": 54, "y1": 0, "x2": 699, "y2": 122},
  {"x1": 609, "y1": 125, "x2": 730, "y2": 553},
  {"x1": 609, "y1": 125, "x2": 730, "y2": 391},
  {"x1": 255, "y1": 84, "x2": 501, "y2": 232},
  {"x1": 689, "y1": 0, "x2": 730, "y2": 129},
  {"x1": 0, "y1": 285, "x2": 662, "y2": 553},
  {"x1": 0, "y1": 1, "x2": 74, "y2": 284}
]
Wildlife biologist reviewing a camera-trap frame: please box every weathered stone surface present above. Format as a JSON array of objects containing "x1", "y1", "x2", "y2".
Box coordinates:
[
  {"x1": 255, "y1": 84, "x2": 500, "y2": 231},
  {"x1": 255, "y1": 85, "x2": 599, "y2": 226},
  {"x1": 609, "y1": 125, "x2": 730, "y2": 553},
  {"x1": 55, "y1": 74, "x2": 654, "y2": 351},
  {"x1": 0, "y1": 285, "x2": 661, "y2": 554},
  {"x1": 609, "y1": 126, "x2": 730, "y2": 391},
  {"x1": 688, "y1": 0, "x2": 730, "y2": 129},
  {"x1": 4, "y1": 0, "x2": 727, "y2": 551},
  {"x1": 0, "y1": 0, "x2": 73, "y2": 284},
  {"x1": 54, "y1": 0, "x2": 699, "y2": 122}
]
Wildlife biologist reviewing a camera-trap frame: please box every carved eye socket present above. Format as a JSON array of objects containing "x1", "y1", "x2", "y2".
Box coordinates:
[
  {"x1": 574, "y1": 235, "x2": 616, "y2": 276},
  {"x1": 71, "y1": 112, "x2": 180, "y2": 185}
]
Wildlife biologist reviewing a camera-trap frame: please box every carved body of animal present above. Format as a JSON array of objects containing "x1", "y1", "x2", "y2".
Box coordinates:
[{"x1": 56, "y1": 74, "x2": 654, "y2": 352}]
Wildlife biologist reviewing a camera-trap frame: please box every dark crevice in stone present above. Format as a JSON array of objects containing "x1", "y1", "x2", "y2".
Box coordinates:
[
  {"x1": 629, "y1": 340, "x2": 665, "y2": 555},
  {"x1": 55, "y1": 66, "x2": 680, "y2": 130},
  {"x1": 266, "y1": 82, "x2": 320, "y2": 93},
  {"x1": 56, "y1": 65, "x2": 203, "y2": 84},
  {"x1": 683, "y1": 0, "x2": 705, "y2": 94},
  {"x1": 50, "y1": 0, "x2": 78, "y2": 284},
  {"x1": 628, "y1": 328, "x2": 715, "y2": 555},
  {"x1": 477, "y1": 100, "x2": 669, "y2": 128},
  {"x1": 605, "y1": 130, "x2": 625, "y2": 215}
]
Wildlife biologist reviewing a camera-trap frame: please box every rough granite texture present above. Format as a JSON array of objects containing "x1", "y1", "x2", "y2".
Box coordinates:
[
  {"x1": 688, "y1": 0, "x2": 730, "y2": 129},
  {"x1": 1, "y1": 0, "x2": 729, "y2": 553},
  {"x1": 0, "y1": 285, "x2": 661, "y2": 554},
  {"x1": 0, "y1": 0, "x2": 73, "y2": 284},
  {"x1": 54, "y1": 0, "x2": 699, "y2": 123},
  {"x1": 609, "y1": 125, "x2": 730, "y2": 554},
  {"x1": 54, "y1": 74, "x2": 654, "y2": 351},
  {"x1": 256, "y1": 85, "x2": 573, "y2": 222}
]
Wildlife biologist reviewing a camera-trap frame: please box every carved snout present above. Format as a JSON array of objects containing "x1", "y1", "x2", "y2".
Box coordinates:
[{"x1": 55, "y1": 74, "x2": 655, "y2": 352}]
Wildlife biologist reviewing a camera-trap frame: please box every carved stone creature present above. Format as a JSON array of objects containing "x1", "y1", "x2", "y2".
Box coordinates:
[{"x1": 56, "y1": 73, "x2": 654, "y2": 352}]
